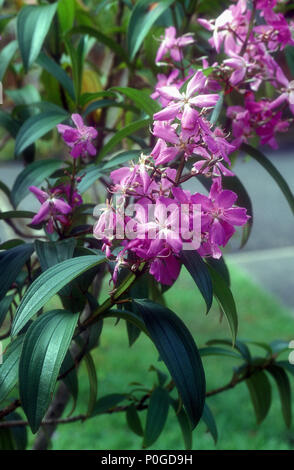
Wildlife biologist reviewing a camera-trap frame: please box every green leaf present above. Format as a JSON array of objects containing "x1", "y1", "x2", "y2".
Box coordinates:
[
  {"x1": 37, "y1": 52, "x2": 75, "y2": 101},
  {"x1": 207, "y1": 339, "x2": 251, "y2": 362},
  {"x1": 209, "y1": 92, "x2": 223, "y2": 125},
  {"x1": 0, "y1": 210, "x2": 35, "y2": 220},
  {"x1": 15, "y1": 109, "x2": 68, "y2": 156},
  {"x1": 134, "y1": 299, "x2": 206, "y2": 429},
  {"x1": 59, "y1": 351, "x2": 78, "y2": 415},
  {"x1": 143, "y1": 387, "x2": 170, "y2": 448},
  {"x1": 180, "y1": 250, "x2": 213, "y2": 313},
  {"x1": 97, "y1": 118, "x2": 150, "y2": 162},
  {"x1": 64, "y1": 37, "x2": 84, "y2": 104},
  {"x1": 241, "y1": 143, "x2": 294, "y2": 216},
  {"x1": 285, "y1": 46, "x2": 294, "y2": 78},
  {"x1": 0, "y1": 243, "x2": 34, "y2": 302},
  {"x1": 0, "y1": 336, "x2": 24, "y2": 403},
  {"x1": 19, "y1": 309, "x2": 78, "y2": 433},
  {"x1": 205, "y1": 256, "x2": 230, "y2": 286},
  {"x1": 11, "y1": 159, "x2": 62, "y2": 207},
  {"x1": 0, "y1": 40, "x2": 18, "y2": 81},
  {"x1": 12, "y1": 254, "x2": 106, "y2": 336},
  {"x1": 246, "y1": 370, "x2": 272, "y2": 424},
  {"x1": 202, "y1": 403, "x2": 218, "y2": 444},
  {"x1": 171, "y1": 399, "x2": 192, "y2": 450},
  {"x1": 92, "y1": 393, "x2": 126, "y2": 416},
  {"x1": 126, "y1": 403, "x2": 144, "y2": 436},
  {"x1": 77, "y1": 164, "x2": 104, "y2": 193},
  {"x1": 35, "y1": 239, "x2": 76, "y2": 271},
  {"x1": 6, "y1": 84, "x2": 41, "y2": 106},
  {"x1": 207, "y1": 265, "x2": 238, "y2": 345},
  {"x1": 5, "y1": 412, "x2": 28, "y2": 450},
  {"x1": 83, "y1": 352, "x2": 98, "y2": 417},
  {"x1": 17, "y1": 3, "x2": 58, "y2": 71},
  {"x1": 102, "y1": 149, "x2": 142, "y2": 171},
  {"x1": 0, "y1": 180, "x2": 11, "y2": 200},
  {"x1": 0, "y1": 110, "x2": 20, "y2": 137},
  {"x1": 68, "y1": 25, "x2": 129, "y2": 65},
  {"x1": 57, "y1": 0, "x2": 75, "y2": 33},
  {"x1": 127, "y1": 0, "x2": 176, "y2": 61},
  {"x1": 110, "y1": 87, "x2": 160, "y2": 116},
  {"x1": 199, "y1": 346, "x2": 241, "y2": 360},
  {"x1": 267, "y1": 365, "x2": 291, "y2": 428},
  {"x1": 103, "y1": 309, "x2": 149, "y2": 337},
  {"x1": 0, "y1": 294, "x2": 14, "y2": 328},
  {"x1": 222, "y1": 175, "x2": 253, "y2": 248}
]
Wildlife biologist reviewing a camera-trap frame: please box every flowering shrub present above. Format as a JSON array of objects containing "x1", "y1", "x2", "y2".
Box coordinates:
[{"x1": 0, "y1": 0, "x2": 294, "y2": 450}]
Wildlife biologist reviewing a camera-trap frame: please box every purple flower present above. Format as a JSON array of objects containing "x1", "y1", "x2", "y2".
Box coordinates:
[
  {"x1": 155, "y1": 26, "x2": 194, "y2": 64},
  {"x1": 57, "y1": 114, "x2": 98, "y2": 159},
  {"x1": 29, "y1": 186, "x2": 72, "y2": 233}
]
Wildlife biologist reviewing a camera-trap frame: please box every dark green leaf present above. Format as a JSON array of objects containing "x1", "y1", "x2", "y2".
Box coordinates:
[
  {"x1": 83, "y1": 352, "x2": 98, "y2": 417},
  {"x1": 241, "y1": 143, "x2": 294, "y2": 216},
  {"x1": 0, "y1": 294, "x2": 14, "y2": 328},
  {"x1": 15, "y1": 109, "x2": 68, "y2": 156},
  {"x1": 0, "y1": 40, "x2": 18, "y2": 81},
  {"x1": 134, "y1": 299, "x2": 206, "y2": 428},
  {"x1": 205, "y1": 256, "x2": 230, "y2": 286},
  {"x1": 171, "y1": 398, "x2": 192, "y2": 450},
  {"x1": 0, "y1": 243, "x2": 34, "y2": 302},
  {"x1": 267, "y1": 365, "x2": 291, "y2": 428},
  {"x1": 209, "y1": 92, "x2": 223, "y2": 125},
  {"x1": 35, "y1": 239, "x2": 76, "y2": 271},
  {"x1": 199, "y1": 346, "x2": 241, "y2": 360},
  {"x1": 5, "y1": 412, "x2": 27, "y2": 450},
  {"x1": 126, "y1": 403, "x2": 144, "y2": 436},
  {"x1": 0, "y1": 210, "x2": 35, "y2": 220},
  {"x1": 12, "y1": 254, "x2": 106, "y2": 335},
  {"x1": 207, "y1": 339, "x2": 251, "y2": 362},
  {"x1": 143, "y1": 387, "x2": 170, "y2": 447},
  {"x1": 97, "y1": 118, "x2": 150, "y2": 162},
  {"x1": 17, "y1": 3, "x2": 57, "y2": 71},
  {"x1": 202, "y1": 403, "x2": 218, "y2": 444},
  {"x1": 19, "y1": 309, "x2": 78, "y2": 433},
  {"x1": 0, "y1": 336, "x2": 24, "y2": 403},
  {"x1": 127, "y1": 0, "x2": 176, "y2": 61},
  {"x1": 37, "y1": 52, "x2": 75, "y2": 101},
  {"x1": 59, "y1": 350, "x2": 78, "y2": 415},
  {"x1": 180, "y1": 250, "x2": 213, "y2": 313},
  {"x1": 110, "y1": 87, "x2": 160, "y2": 116},
  {"x1": 246, "y1": 370, "x2": 272, "y2": 424},
  {"x1": 11, "y1": 159, "x2": 62, "y2": 207},
  {"x1": 207, "y1": 265, "x2": 238, "y2": 344},
  {"x1": 92, "y1": 394, "x2": 126, "y2": 416}
]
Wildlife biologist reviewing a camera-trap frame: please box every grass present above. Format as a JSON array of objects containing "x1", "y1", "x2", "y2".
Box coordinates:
[{"x1": 25, "y1": 262, "x2": 294, "y2": 450}]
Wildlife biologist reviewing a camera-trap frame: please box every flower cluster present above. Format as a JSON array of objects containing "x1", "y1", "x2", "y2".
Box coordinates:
[{"x1": 198, "y1": 0, "x2": 294, "y2": 149}]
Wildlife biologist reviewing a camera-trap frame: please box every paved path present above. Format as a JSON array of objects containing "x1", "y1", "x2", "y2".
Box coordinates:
[{"x1": 1, "y1": 148, "x2": 294, "y2": 308}]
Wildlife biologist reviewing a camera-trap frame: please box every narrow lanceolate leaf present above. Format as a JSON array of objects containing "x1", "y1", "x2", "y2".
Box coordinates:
[
  {"x1": 0, "y1": 180, "x2": 11, "y2": 200},
  {"x1": 0, "y1": 336, "x2": 24, "y2": 403},
  {"x1": 0, "y1": 211, "x2": 36, "y2": 220},
  {"x1": 102, "y1": 149, "x2": 142, "y2": 171},
  {"x1": 97, "y1": 118, "x2": 150, "y2": 162},
  {"x1": 267, "y1": 365, "x2": 292, "y2": 428},
  {"x1": 59, "y1": 351, "x2": 78, "y2": 415},
  {"x1": 12, "y1": 255, "x2": 106, "y2": 336},
  {"x1": 0, "y1": 40, "x2": 18, "y2": 81},
  {"x1": 241, "y1": 143, "x2": 294, "y2": 216},
  {"x1": 11, "y1": 159, "x2": 62, "y2": 208},
  {"x1": 206, "y1": 339, "x2": 251, "y2": 363},
  {"x1": 0, "y1": 244, "x2": 34, "y2": 302},
  {"x1": 0, "y1": 295, "x2": 14, "y2": 328},
  {"x1": 77, "y1": 165, "x2": 104, "y2": 193},
  {"x1": 126, "y1": 404, "x2": 144, "y2": 437},
  {"x1": 202, "y1": 403, "x2": 218, "y2": 444},
  {"x1": 37, "y1": 52, "x2": 75, "y2": 101},
  {"x1": 207, "y1": 265, "x2": 238, "y2": 345},
  {"x1": 143, "y1": 387, "x2": 170, "y2": 448},
  {"x1": 246, "y1": 370, "x2": 272, "y2": 424},
  {"x1": 134, "y1": 300, "x2": 206, "y2": 429},
  {"x1": 15, "y1": 109, "x2": 68, "y2": 156},
  {"x1": 205, "y1": 256, "x2": 230, "y2": 286},
  {"x1": 209, "y1": 92, "x2": 223, "y2": 125},
  {"x1": 110, "y1": 87, "x2": 160, "y2": 116},
  {"x1": 83, "y1": 352, "x2": 98, "y2": 417},
  {"x1": 127, "y1": 0, "x2": 176, "y2": 61},
  {"x1": 92, "y1": 394, "x2": 127, "y2": 416},
  {"x1": 171, "y1": 399, "x2": 192, "y2": 450},
  {"x1": 19, "y1": 309, "x2": 78, "y2": 433},
  {"x1": 222, "y1": 175, "x2": 253, "y2": 248},
  {"x1": 68, "y1": 26, "x2": 129, "y2": 65},
  {"x1": 180, "y1": 251, "x2": 213, "y2": 313},
  {"x1": 17, "y1": 3, "x2": 58, "y2": 71}
]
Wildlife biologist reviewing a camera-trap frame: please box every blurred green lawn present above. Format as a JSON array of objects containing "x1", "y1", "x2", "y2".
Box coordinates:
[{"x1": 28, "y1": 262, "x2": 294, "y2": 450}]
